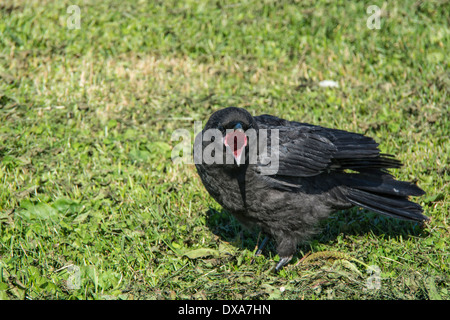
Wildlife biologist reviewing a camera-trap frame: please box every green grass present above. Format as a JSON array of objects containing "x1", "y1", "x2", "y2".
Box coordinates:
[{"x1": 0, "y1": 0, "x2": 448, "y2": 300}]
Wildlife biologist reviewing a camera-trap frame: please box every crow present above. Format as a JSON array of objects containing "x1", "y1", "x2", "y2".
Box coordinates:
[{"x1": 194, "y1": 107, "x2": 427, "y2": 271}]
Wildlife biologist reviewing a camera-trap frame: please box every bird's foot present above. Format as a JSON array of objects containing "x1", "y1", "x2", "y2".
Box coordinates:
[{"x1": 274, "y1": 255, "x2": 293, "y2": 272}]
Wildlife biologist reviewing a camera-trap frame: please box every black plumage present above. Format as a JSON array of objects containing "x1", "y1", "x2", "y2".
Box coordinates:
[{"x1": 194, "y1": 107, "x2": 427, "y2": 271}]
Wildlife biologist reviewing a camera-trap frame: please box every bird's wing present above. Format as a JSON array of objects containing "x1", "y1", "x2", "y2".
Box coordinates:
[{"x1": 254, "y1": 114, "x2": 400, "y2": 178}]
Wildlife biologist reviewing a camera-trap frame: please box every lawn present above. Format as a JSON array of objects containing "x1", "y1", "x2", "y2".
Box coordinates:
[{"x1": 0, "y1": 0, "x2": 448, "y2": 300}]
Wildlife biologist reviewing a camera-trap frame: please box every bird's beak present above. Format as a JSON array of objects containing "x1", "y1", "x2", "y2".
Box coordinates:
[{"x1": 224, "y1": 123, "x2": 247, "y2": 166}]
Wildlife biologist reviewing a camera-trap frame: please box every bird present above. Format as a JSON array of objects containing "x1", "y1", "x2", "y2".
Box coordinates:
[{"x1": 194, "y1": 107, "x2": 427, "y2": 271}]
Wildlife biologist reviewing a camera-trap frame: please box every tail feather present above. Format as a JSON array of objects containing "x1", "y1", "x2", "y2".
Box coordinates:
[
  {"x1": 341, "y1": 172, "x2": 428, "y2": 222},
  {"x1": 347, "y1": 188, "x2": 427, "y2": 221},
  {"x1": 344, "y1": 172, "x2": 425, "y2": 197}
]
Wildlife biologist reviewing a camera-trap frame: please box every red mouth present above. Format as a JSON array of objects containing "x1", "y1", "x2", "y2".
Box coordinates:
[{"x1": 224, "y1": 131, "x2": 247, "y2": 163}]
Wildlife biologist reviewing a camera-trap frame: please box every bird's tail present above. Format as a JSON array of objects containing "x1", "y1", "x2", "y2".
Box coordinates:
[{"x1": 341, "y1": 171, "x2": 428, "y2": 222}]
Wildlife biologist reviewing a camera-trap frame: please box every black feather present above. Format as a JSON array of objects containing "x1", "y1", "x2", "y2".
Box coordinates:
[{"x1": 346, "y1": 188, "x2": 426, "y2": 221}]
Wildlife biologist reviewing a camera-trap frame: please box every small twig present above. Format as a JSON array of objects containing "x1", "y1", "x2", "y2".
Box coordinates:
[{"x1": 295, "y1": 252, "x2": 311, "y2": 266}]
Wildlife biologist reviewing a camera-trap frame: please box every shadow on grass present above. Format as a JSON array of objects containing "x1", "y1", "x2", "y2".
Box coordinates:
[{"x1": 204, "y1": 206, "x2": 430, "y2": 260}]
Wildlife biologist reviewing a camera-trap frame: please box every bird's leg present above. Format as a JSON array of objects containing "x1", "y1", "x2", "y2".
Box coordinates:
[
  {"x1": 275, "y1": 255, "x2": 293, "y2": 272},
  {"x1": 255, "y1": 236, "x2": 269, "y2": 256},
  {"x1": 251, "y1": 235, "x2": 269, "y2": 265}
]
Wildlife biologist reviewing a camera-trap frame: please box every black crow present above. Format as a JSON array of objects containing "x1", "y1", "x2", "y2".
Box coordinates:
[{"x1": 194, "y1": 107, "x2": 427, "y2": 271}]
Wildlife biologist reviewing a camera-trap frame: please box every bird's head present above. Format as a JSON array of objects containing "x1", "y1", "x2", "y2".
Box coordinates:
[{"x1": 201, "y1": 107, "x2": 257, "y2": 167}]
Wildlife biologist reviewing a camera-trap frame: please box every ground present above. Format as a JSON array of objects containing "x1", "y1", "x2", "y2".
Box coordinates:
[{"x1": 0, "y1": 0, "x2": 448, "y2": 299}]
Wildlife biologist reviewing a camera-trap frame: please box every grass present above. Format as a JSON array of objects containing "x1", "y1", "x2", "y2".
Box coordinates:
[{"x1": 0, "y1": 0, "x2": 448, "y2": 300}]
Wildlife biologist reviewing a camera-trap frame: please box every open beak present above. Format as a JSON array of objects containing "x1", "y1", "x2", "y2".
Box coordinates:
[{"x1": 224, "y1": 123, "x2": 247, "y2": 166}]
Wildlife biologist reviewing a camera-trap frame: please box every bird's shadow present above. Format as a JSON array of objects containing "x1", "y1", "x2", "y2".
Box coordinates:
[{"x1": 204, "y1": 206, "x2": 429, "y2": 260}]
